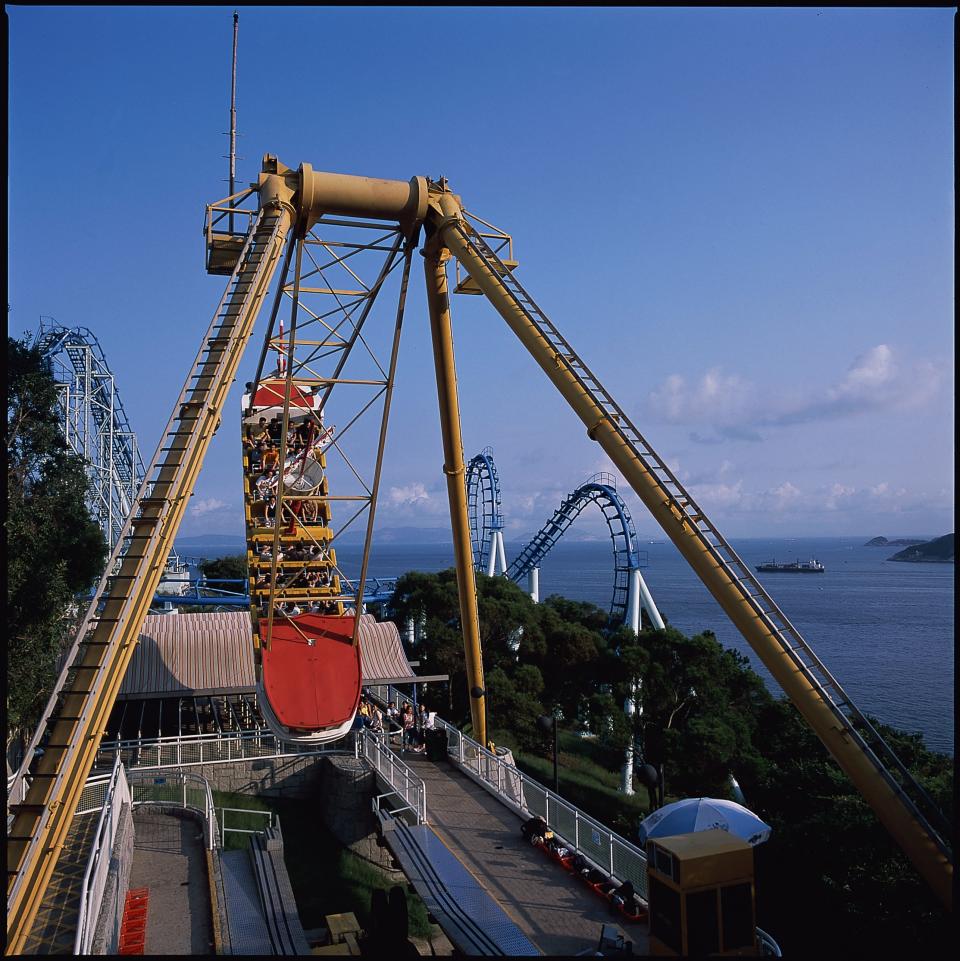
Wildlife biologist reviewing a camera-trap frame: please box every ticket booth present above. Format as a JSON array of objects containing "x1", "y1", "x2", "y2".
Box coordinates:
[{"x1": 646, "y1": 829, "x2": 758, "y2": 956}]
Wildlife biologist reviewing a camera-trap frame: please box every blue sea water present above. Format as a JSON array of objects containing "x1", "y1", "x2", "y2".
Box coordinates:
[{"x1": 176, "y1": 535, "x2": 954, "y2": 755}]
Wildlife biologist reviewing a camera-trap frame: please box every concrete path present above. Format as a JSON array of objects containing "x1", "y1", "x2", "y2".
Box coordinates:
[
  {"x1": 402, "y1": 751, "x2": 648, "y2": 957},
  {"x1": 129, "y1": 809, "x2": 214, "y2": 955}
]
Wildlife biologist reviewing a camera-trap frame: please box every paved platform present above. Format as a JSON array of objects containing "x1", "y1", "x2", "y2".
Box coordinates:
[
  {"x1": 402, "y1": 751, "x2": 649, "y2": 957},
  {"x1": 128, "y1": 809, "x2": 214, "y2": 954}
]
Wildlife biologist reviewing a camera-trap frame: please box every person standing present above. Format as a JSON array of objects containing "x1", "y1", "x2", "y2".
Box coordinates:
[{"x1": 401, "y1": 703, "x2": 415, "y2": 750}]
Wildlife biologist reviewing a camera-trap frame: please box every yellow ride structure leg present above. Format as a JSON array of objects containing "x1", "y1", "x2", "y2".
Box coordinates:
[
  {"x1": 423, "y1": 241, "x2": 488, "y2": 748},
  {"x1": 5, "y1": 175, "x2": 295, "y2": 953},
  {"x1": 428, "y1": 189, "x2": 952, "y2": 910}
]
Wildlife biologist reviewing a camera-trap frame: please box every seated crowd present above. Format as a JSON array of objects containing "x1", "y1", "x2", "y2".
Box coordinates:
[{"x1": 244, "y1": 408, "x2": 339, "y2": 622}]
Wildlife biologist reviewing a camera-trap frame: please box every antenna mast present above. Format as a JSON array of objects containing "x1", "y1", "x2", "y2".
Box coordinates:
[{"x1": 228, "y1": 11, "x2": 238, "y2": 233}]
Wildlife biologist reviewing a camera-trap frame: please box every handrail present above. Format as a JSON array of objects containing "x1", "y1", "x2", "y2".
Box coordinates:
[
  {"x1": 366, "y1": 683, "x2": 779, "y2": 951},
  {"x1": 366, "y1": 683, "x2": 648, "y2": 891},
  {"x1": 74, "y1": 757, "x2": 129, "y2": 954},
  {"x1": 357, "y1": 729, "x2": 427, "y2": 824},
  {"x1": 95, "y1": 726, "x2": 357, "y2": 771},
  {"x1": 127, "y1": 769, "x2": 219, "y2": 850}
]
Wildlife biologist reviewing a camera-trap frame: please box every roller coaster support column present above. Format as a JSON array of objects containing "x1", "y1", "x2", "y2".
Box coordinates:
[
  {"x1": 487, "y1": 529, "x2": 508, "y2": 576},
  {"x1": 626, "y1": 568, "x2": 665, "y2": 633},
  {"x1": 423, "y1": 243, "x2": 487, "y2": 748},
  {"x1": 528, "y1": 566, "x2": 540, "y2": 603}
]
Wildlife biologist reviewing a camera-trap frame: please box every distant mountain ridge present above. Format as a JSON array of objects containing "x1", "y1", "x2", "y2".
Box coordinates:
[{"x1": 887, "y1": 533, "x2": 954, "y2": 564}]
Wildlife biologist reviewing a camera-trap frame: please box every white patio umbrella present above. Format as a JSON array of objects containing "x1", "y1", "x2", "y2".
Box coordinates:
[{"x1": 638, "y1": 797, "x2": 772, "y2": 847}]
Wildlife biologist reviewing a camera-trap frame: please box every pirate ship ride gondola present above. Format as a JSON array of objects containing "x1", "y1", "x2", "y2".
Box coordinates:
[{"x1": 242, "y1": 374, "x2": 361, "y2": 743}]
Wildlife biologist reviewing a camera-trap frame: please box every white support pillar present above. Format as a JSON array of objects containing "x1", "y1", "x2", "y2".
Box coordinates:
[
  {"x1": 626, "y1": 568, "x2": 642, "y2": 634},
  {"x1": 528, "y1": 566, "x2": 540, "y2": 603},
  {"x1": 637, "y1": 568, "x2": 665, "y2": 630},
  {"x1": 486, "y1": 538, "x2": 497, "y2": 577},
  {"x1": 495, "y1": 530, "x2": 507, "y2": 575}
]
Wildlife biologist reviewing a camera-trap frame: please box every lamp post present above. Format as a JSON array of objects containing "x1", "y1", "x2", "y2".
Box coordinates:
[{"x1": 537, "y1": 714, "x2": 559, "y2": 794}]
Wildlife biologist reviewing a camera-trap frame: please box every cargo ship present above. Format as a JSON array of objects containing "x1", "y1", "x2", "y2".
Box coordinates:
[
  {"x1": 755, "y1": 558, "x2": 825, "y2": 573},
  {"x1": 241, "y1": 375, "x2": 361, "y2": 743}
]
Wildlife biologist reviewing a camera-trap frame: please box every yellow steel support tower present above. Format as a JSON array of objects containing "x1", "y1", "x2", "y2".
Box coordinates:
[{"x1": 7, "y1": 161, "x2": 951, "y2": 956}]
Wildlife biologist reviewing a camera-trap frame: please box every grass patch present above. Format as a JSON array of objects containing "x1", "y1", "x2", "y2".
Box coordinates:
[
  {"x1": 210, "y1": 791, "x2": 432, "y2": 938},
  {"x1": 488, "y1": 728, "x2": 653, "y2": 841}
]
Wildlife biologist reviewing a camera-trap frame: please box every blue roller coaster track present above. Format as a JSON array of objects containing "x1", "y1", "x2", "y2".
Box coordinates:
[
  {"x1": 466, "y1": 448, "x2": 644, "y2": 624},
  {"x1": 466, "y1": 447, "x2": 504, "y2": 573},
  {"x1": 507, "y1": 473, "x2": 642, "y2": 623}
]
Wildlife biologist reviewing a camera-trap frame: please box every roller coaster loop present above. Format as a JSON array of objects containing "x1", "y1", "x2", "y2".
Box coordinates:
[
  {"x1": 466, "y1": 447, "x2": 505, "y2": 574},
  {"x1": 507, "y1": 472, "x2": 643, "y2": 624}
]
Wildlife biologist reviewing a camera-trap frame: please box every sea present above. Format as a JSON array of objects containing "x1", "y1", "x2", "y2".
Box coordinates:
[{"x1": 174, "y1": 535, "x2": 954, "y2": 755}]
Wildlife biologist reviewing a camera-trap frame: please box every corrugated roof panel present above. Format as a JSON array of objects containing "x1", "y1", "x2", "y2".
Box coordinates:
[{"x1": 114, "y1": 611, "x2": 413, "y2": 698}]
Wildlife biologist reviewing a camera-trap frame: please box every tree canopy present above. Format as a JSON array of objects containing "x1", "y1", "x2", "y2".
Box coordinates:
[
  {"x1": 387, "y1": 566, "x2": 953, "y2": 955},
  {"x1": 6, "y1": 336, "x2": 108, "y2": 736}
]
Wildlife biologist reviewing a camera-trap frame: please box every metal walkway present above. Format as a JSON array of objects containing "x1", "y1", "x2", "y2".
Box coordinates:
[
  {"x1": 402, "y1": 752, "x2": 648, "y2": 957},
  {"x1": 219, "y1": 849, "x2": 275, "y2": 956},
  {"x1": 21, "y1": 814, "x2": 99, "y2": 955}
]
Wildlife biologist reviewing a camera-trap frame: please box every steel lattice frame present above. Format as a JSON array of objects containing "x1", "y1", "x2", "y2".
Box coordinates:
[
  {"x1": 507, "y1": 472, "x2": 641, "y2": 622},
  {"x1": 247, "y1": 209, "x2": 416, "y2": 645},
  {"x1": 466, "y1": 447, "x2": 503, "y2": 572},
  {"x1": 32, "y1": 319, "x2": 144, "y2": 553}
]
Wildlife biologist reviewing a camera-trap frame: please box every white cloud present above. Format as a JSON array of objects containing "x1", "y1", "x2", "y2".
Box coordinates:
[
  {"x1": 190, "y1": 497, "x2": 227, "y2": 518},
  {"x1": 644, "y1": 344, "x2": 943, "y2": 441},
  {"x1": 387, "y1": 483, "x2": 430, "y2": 507}
]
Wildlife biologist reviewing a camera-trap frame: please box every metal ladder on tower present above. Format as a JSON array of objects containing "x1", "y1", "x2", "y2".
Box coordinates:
[
  {"x1": 449, "y1": 219, "x2": 953, "y2": 865},
  {"x1": 6, "y1": 200, "x2": 293, "y2": 953}
]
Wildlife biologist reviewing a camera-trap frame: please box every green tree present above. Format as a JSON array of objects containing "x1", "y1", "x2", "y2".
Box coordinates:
[
  {"x1": 6, "y1": 336, "x2": 108, "y2": 737},
  {"x1": 199, "y1": 553, "x2": 249, "y2": 582}
]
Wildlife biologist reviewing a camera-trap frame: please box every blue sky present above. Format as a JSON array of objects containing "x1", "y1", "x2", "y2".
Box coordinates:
[{"x1": 8, "y1": 6, "x2": 954, "y2": 542}]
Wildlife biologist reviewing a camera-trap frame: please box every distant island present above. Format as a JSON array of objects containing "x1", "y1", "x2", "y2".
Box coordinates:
[
  {"x1": 886, "y1": 533, "x2": 954, "y2": 564},
  {"x1": 864, "y1": 536, "x2": 927, "y2": 547}
]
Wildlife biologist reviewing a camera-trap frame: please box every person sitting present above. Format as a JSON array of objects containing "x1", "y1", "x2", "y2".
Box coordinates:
[
  {"x1": 521, "y1": 816, "x2": 549, "y2": 845},
  {"x1": 369, "y1": 705, "x2": 384, "y2": 734},
  {"x1": 302, "y1": 498, "x2": 319, "y2": 524},
  {"x1": 249, "y1": 440, "x2": 264, "y2": 472},
  {"x1": 262, "y1": 445, "x2": 280, "y2": 472},
  {"x1": 610, "y1": 879, "x2": 636, "y2": 912},
  {"x1": 250, "y1": 417, "x2": 270, "y2": 444},
  {"x1": 255, "y1": 468, "x2": 275, "y2": 498},
  {"x1": 264, "y1": 494, "x2": 278, "y2": 526},
  {"x1": 288, "y1": 601, "x2": 302, "y2": 616}
]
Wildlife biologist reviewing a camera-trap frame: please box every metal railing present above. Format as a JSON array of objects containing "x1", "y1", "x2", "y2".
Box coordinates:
[
  {"x1": 217, "y1": 806, "x2": 279, "y2": 849},
  {"x1": 366, "y1": 684, "x2": 782, "y2": 954},
  {"x1": 358, "y1": 729, "x2": 427, "y2": 824},
  {"x1": 74, "y1": 757, "x2": 130, "y2": 955},
  {"x1": 127, "y1": 769, "x2": 220, "y2": 850},
  {"x1": 95, "y1": 727, "x2": 357, "y2": 772}
]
